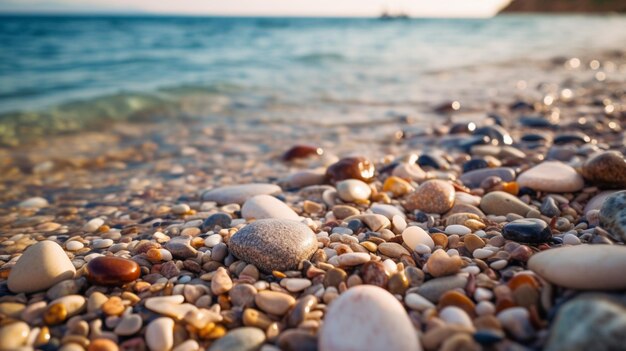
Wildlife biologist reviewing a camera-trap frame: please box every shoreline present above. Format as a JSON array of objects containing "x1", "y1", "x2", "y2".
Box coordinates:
[{"x1": 0, "y1": 47, "x2": 625, "y2": 350}]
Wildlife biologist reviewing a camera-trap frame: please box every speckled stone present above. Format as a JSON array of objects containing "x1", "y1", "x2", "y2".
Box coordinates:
[
  {"x1": 502, "y1": 219, "x2": 552, "y2": 244},
  {"x1": 405, "y1": 180, "x2": 455, "y2": 214},
  {"x1": 202, "y1": 183, "x2": 282, "y2": 205},
  {"x1": 164, "y1": 236, "x2": 197, "y2": 259},
  {"x1": 517, "y1": 161, "x2": 584, "y2": 193},
  {"x1": 8, "y1": 241, "x2": 76, "y2": 293},
  {"x1": 529, "y1": 245, "x2": 626, "y2": 290},
  {"x1": 582, "y1": 151, "x2": 626, "y2": 189},
  {"x1": 599, "y1": 191, "x2": 626, "y2": 242},
  {"x1": 228, "y1": 219, "x2": 318, "y2": 272},
  {"x1": 546, "y1": 295, "x2": 626, "y2": 351},
  {"x1": 320, "y1": 285, "x2": 421, "y2": 351}
]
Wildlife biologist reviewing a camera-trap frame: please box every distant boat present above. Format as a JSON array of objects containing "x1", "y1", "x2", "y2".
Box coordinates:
[{"x1": 379, "y1": 11, "x2": 410, "y2": 20}]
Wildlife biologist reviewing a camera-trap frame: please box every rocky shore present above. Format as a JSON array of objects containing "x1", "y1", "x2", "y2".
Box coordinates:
[{"x1": 0, "y1": 51, "x2": 626, "y2": 351}]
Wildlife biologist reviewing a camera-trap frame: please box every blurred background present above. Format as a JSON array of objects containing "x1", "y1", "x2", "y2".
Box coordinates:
[{"x1": 0, "y1": 0, "x2": 625, "y2": 147}]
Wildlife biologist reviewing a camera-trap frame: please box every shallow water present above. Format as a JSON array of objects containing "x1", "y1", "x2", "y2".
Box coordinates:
[{"x1": 1, "y1": 14, "x2": 626, "y2": 116}]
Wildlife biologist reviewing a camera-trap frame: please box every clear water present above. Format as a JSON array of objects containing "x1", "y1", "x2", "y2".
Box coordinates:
[{"x1": 0, "y1": 15, "x2": 625, "y2": 115}]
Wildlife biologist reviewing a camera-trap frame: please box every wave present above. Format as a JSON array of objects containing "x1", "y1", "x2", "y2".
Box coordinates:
[{"x1": 294, "y1": 52, "x2": 346, "y2": 64}]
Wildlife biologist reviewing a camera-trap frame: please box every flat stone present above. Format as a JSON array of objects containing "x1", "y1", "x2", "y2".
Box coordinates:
[
  {"x1": 338, "y1": 252, "x2": 371, "y2": 266},
  {"x1": 416, "y1": 274, "x2": 469, "y2": 303},
  {"x1": 371, "y1": 204, "x2": 406, "y2": 220},
  {"x1": 599, "y1": 191, "x2": 626, "y2": 242},
  {"x1": 336, "y1": 179, "x2": 372, "y2": 202},
  {"x1": 343, "y1": 214, "x2": 390, "y2": 231},
  {"x1": 378, "y1": 242, "x2": 410, "y2": 258},
  {"x1": 502, "y1": 218, "x2": 552, "y2": 244},
  {"x1": 202, "y1": 213, "x2": 232, "y2": 231},
  {"x1": 114, "y1": 314, "x2": 142, "y2": 336},
  {"x1": 241, "y1": 194, "x2": 299, "y2": 220},
  {"x1": 528, "y1": 245, "x2": 626, "y2": 290},
  {"x1": 8, "y1": 241, "x2": 76, "y2": 293},
  {"x1": 228, "y1": 219, "x2": 318, "y2": 272},
  {"x1": 165, "y1": 236, "x2": 197, "y2": 259},
  {"x1": 208, "y1": 327, "x2": 266, "y2": 351},
  {"x1": 285, "y1": 169, "x2": 326, "y2": 189},
  {"x1": 18, "y1": 197, "x2": 48, "y2": 208},
  {"x1": 405, "y1": 180, "x2": 455, "y2": 214},
  {"x1": 582, "y1": 151, "x2": 626, "y2": 189},
  {"x1": 392, "y1": 163, "x2": 427, "y2": 182},
  {"x1": 517, "y1": 161, "x2": 584, "y2": 193},
  {"x1": 254, "y1": 291, "x2": 295, "y2": 315},
  {"x1": 146, "y1": 317, "x2": 174, "y2": 351},
  {"x1": 480, "y1": 191, "x2": 533, "y2": 216},
  {"x1": 320, "y1": 285, "x2": 421, "y2": 351},
  {"x1": 460, "y1": 167, "x2": 515, "y2": 188},
  {"x1": 546, "y1": 294, "x2": 626, "y2": 351},
  {"x1": 202, "y1": 184, "x2": 282, "y2": 205}
]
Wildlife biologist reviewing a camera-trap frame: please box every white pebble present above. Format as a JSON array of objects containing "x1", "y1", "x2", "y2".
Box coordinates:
[
  {"x1": 92, "y1": 239, "x2": 113, "y2": 249},
  {"x1": 83, "y1": 218, "x2": 104, "y2": 232},
  {"x1": 18, "y1": 197, "x2": 49, "y2": 208},
  {"x1": 473, "y1": 248, "x2": 494, "y2": 259},
  {"x1": 490, "y1": 260, "x2": 508, "y2": 270},
  {"x1": 66, "y1": 241, "x2": 84, "y2": 251},
  {"x1": 445, "y1": 224, "x2": 471, "y2": 236},
  {"x1": 336, "y1": 179, "x2": 371, "y2": 202},
  {"x1": 476, "y1": 301, "x2": 496, "y2": 316},
  {"x1": 146, "y1": 317, "x2": 174, "y2": 351},
  {"x1": 402, "y1": 226, "x2": 434, "y2": 250},
  {"x1": 562, "y1": 233, "x2": 581, "y2": 245},
  {"x1": 382, "y1": 259, "x2": 397, "y2": 275},
  {"x1": 461, "y1": 265, "x2": 481, "y2": 275},
  {"x1": 204, "y1": 234, "x2": 223, "y2": 248},
  {"x1": 405, "y1": 293, "x2": 435, "y2": 311},
  {"x1": 172, "y1": 204, "x2": 191, "y2": 215},
  {"x1": 284, "y1": 278, "x2": 312, "y2": 292},
  {"x1": 159, "y1": 249, "x2": 173, "y2": 261},
  {"x1": 474, "y1": 287, "x2": 493, "y2": 301},
  {"x1": 392, "y1": 215, "x2": 407, "y2": 232},
  {"x1": 439, "y1": 306, "x2": 474, "y2": 329}
]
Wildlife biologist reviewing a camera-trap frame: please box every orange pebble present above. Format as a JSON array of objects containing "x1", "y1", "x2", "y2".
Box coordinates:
[
  {"x1": 432, "y1": 233, "x2": 449, "y2": 249},
  {"x1": 438, "y1": 291, "x2": 476, "y2": 317},
  {"x1": 507, "y1": 273, "x2": 540, "y2": 291},
  {"x1": 501, "y1": 181, "x2": 519, "y2": 195},
  {"x1": 382, "y1": 176, "x2": 414, "y2": 197},
  {"x1": 88, "y1": 338, "x2": 119, "y2": 351}
]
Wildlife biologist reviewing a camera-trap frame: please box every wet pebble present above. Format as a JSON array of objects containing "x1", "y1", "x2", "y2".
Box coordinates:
[
  {"x1": 502, "y1": 219, "x2": 552, "y2": 244},
  {"x1": 86, "y1": 256, "x2": 140, "y2": 286}
]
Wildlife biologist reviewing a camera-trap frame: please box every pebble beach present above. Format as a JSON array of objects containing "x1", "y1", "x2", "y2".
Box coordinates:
[{"x1": 1, "y1": 43, "x2": 626, "y2": 351}]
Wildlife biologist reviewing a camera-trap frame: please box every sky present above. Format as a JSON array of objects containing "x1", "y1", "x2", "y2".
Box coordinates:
[{"x1": 0, "y1": 0, "x2": 512, "y2": 17}]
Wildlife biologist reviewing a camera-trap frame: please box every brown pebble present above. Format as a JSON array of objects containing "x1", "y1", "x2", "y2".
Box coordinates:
[
  {"x1": 438, "y1": 291, "x2": 476, "y2": 317},
  {"x1": 361, "y1": 261, "x2": 388, "y2": 288},
  {"x1": 326, "y1": 157, "x2": 375, "y2": 183},
  {"x1": 323, "y1": 268, "x2": 347, "y2": 288},
  {"x1": 463, "y1": 234, "x2": 485, "y2": 253},
  {"x1": 282, "y1": 145, "x2": 323, "y2": 161},
  {"x1": 101, "y1": 296, "x2": 125, "y2": 316},
  {"x1": 426, "y1": 249, "x2": 462, "y2": 277},
  {"x1": 86, "y1": 256, "x2": 140, "y2": 286},
  {"x1": 432, "y1": 233, "x2": 449, "y2": 249}
]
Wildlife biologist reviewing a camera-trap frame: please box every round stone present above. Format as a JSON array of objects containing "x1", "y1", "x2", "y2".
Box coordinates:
[
  {"x1": 326, "y1": 156, "x2": 375, "y2": 183},
  {"x1": 320, "y1": 285, "x2": 421, "y2": 351},
  {"x1": 405, "y1": 180, "x2": 455, "y2": 214},
  {"x1": 502, "y1": 219, "x2": 552, "y2": 244},
  {"x1": 445, "y1": 225, "x2": 471, "y2": 236},
  {"x1": 146, "y1": 317, "x2": 174, "y2": 351},
  {"x1": 241, "y1": 194, "x2": 299, "y2": 220},
  {"x1": 8, "y1": 241, "x2": 76, "y2": 293},
  {"x1": 336, "y1": 179, "x2": 372, "y2": 202},
  {"x1": 402, "y1": 226, "x2": 434, "y2": 251},
  {"x1": 528, "y1": 245, "x2": 626, "y2": 290},
  {"x1": 582, "y1": 151, "x2": 626, "y2": 188},
  {"x1": 439, "y1": 306, "x2": 474, "y2": 329},
  {"x1": 18, "y1": 197, "x2": 48, "y2": 208},
  {"x1": 517, "y1": 161, "x2": 584, "y2": 193},
  {"x1": 201, "y1": 183, "x2": 282, "y2": 205},
  {"x1": 86, "y1": 256, "x2": 141, "y2": 286},
  {"x1": 480, "y1": 191, "x2": 532, "y2": 216},
  {"x1": 208, "y1": 327, "x2": 266, "y2": 351},
  {"x1": 599, "y1": 191, "x2": 626, "y2": 242},
  {"x1": 202, "y1": 213, "x2": 232, "y2": 231},
  {"x1": 88, "y1": 338, "x2": 118, "y2": 351},
  {"x1": 228, "y1": 219, "x2": 318, "y2": 272}
]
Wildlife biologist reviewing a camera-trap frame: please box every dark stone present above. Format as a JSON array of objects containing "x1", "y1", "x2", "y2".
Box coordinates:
[
  {"x1": 502, "y1": 219, "x2": 552, "y2": 243},
  {"x1": 473, "y1": 125, "x2": 513, "y2": 145},
  {"x1": 86, "y1": 256, "x2": 141, "y2": 286},
  {"x1": 287, "y1": 295, "x2": 317, "y2": 327},
  {"x1": 282, "y1": 145, "x2": 323, "y2": 161},
  {"x1": 520, "y1": 133, "x2": 550, "y2": 143},
  {"x1": 519, "y1": 116, "x2": 557, "y2": 128},
  {"x1": 414, "y1": 211, "x2": 429, "y2": 223},
  {"x1": 540, "y1": 197, "x2": 561, "y2": 217},
  {"x1": 347, "y1": 219, "x2": 364, "y2": 233},
  {"x1": 458, "y1": 135, "x2": 491, "y2": 152},
  {"x1": 202, "y1": 213, "x2": 232, "y2": 231},
  {"x1": 462, "y1": 159, "x2": 489, "y2": 173},
  {"x1": 417, "y1": 154, "x2": 449, "y2": 170},
  {"x1": 553, "y1": 132, "x2": 590, "y2": 145},
  {"x1": 277, "y1": 329, "x2": 317, "y2": 351},
  {"x1": 474, "y1": 330, "x2": 505, "y2": 345}
]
